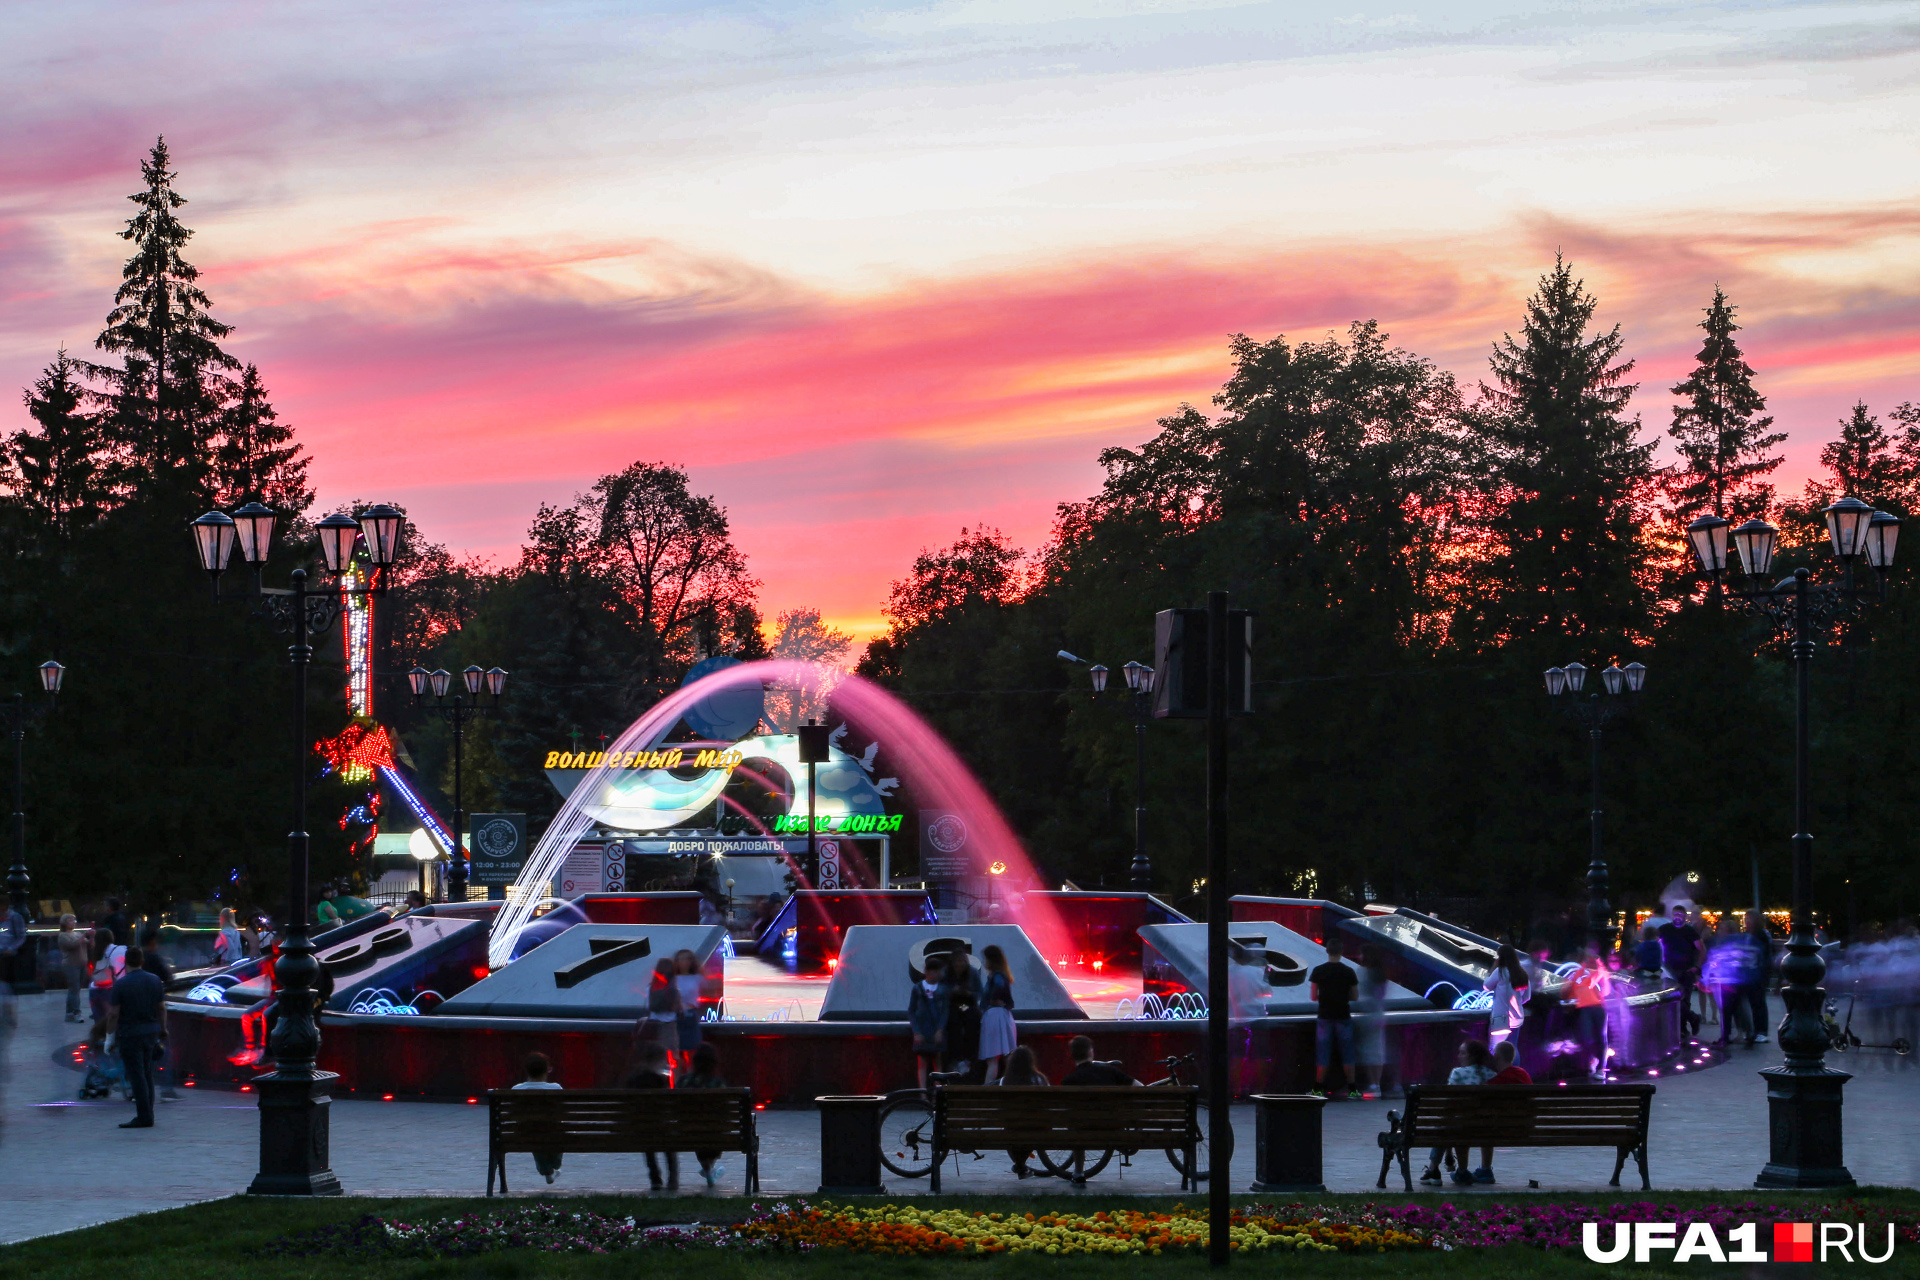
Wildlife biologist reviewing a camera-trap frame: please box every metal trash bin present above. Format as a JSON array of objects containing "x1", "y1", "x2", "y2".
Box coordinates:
[
  {"x1": 1250, "y1": 1093, "x2": 1327, "y2": 1193},
  {"x1": 816, "y1": 1094, "x2": 888, "y2": 1196}
]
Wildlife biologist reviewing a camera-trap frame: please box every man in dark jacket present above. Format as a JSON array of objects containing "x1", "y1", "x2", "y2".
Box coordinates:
[{"x1": 97, "y1": 947, "x2": 166, "y2": 1128}]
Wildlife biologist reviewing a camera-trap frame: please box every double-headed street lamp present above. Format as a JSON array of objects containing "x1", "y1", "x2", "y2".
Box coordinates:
[
  {"x1": 1686, "y1": 495, "x2": 1900, "y2": 1190},
  {"x1": 1062, "y1": 652, "x2": 1157, "y2": 891},
  {"x1": 191, "y1": 499, "x2": 405, "y2": 1197},
  {"x1": 1543, "y1": 659, "x2": 1647, "y2": 958},
  {"x1": 408, "y1": 664, "x2": 507, "y2": 902},
  {"x1": 6, "y1": 661, "x2": 67, "y2": 926}
]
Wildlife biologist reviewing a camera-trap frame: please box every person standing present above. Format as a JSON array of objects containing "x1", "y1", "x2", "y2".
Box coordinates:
[
  {"x1": 908, "y1": 956, "x2": 949, "y2": 1089},
  {"x1": 99, "y1": 900, "x2": 130, "y2": 947},
  {"x1": 1308, "y1": 936, "x2": 1360, "y2": 1099},
  {"x1": 0, "y1": 898, "x2": 25, "y2": 990},
  {"x1": 56, "y1": 915, "x2": 90, "y2": 1022},
  {"x1": 96, "y1": 946, "x2": 166, "y2": 1128},
  {"x1": 641, "y1": 958, "x2": 682, "y2": 1071},
  {"x1": 1657, "y1": 906, "x2": 1703, "y2": 1038},
  {"x1": 977, "y1": 945, "x2": 1017, "y2": 1083},
  {"x1": 622, "y1": 1042, "x2": 678, "y2": 1190},
  {"x1": 88, "y1": 929, "x2": 127, "y2": 1031},
  {"x1": 943, "y1": 949, "x2": 983, "y2": 1077},
  {"x1": 511, "y1": 1052, "x2": 565, "y2": 1183},
  {"x1": 679, "y1": 1042, "x2": 730, "y2": 1187},
  {"x1": 1743, "y1": 912, "x2": 1774, "y2": 1045},
  {"x1": 672, "y1": 949, "x2": 704, "y2": 1073},
  {"x1": 1354, "y1": 943, "x2": 1393, "y2": 1099},
  {"x1": 213, "y1": 909, "x2": 243, "y2": 968},
  {"x1": 1569, "y1": 947, "x2": 1612, "y2": 1079},
  {"x1": 138, "y1": 931, "x2": 180, "y2": 1101},
  {"x1": 1484, "y1": 944, "x2": 1530, "y2": 1048}
]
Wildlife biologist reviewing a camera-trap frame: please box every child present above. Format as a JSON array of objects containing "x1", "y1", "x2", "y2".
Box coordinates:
[
  {"x1": 511, "y1": 1052, "x2": 564, "y2": 1184},
  {"x1": 624, "y1": 1041, "x2": 678, "y2": 1190},
  {"x1": 679, "y1": 1041, "x2": 729, "y2": 1187},
  {"x1": 1471, "y1": 1040, "x2": 1532, "y2": 1184},
  {"x1": 908, "y1": 956, "x2": 949, "y2": 1088}
]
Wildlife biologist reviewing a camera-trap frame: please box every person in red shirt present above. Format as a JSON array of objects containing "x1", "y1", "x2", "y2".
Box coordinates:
[{"x1": 1472, "y1": 1040, "x2": 1533, "y2": 1183}]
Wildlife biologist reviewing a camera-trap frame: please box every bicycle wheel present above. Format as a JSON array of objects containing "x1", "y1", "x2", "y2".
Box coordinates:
[
  {"x1": 1166, "y1": 1100, "x2": 1232, "y2": 1182},
  {"x1": 1036, "y1": 1148, "x2": 1114, "y2": 1180},
  {"x1": 878, "y1": 1095, "x2": 937, "y2": 1179}
]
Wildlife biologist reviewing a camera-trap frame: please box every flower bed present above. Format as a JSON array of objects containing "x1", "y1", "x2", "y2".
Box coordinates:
[
  {"x1": 271, "y1": 1198, "x2": 1920, "y2": 1261},
  {"x1": 1250, "y1": 1201, "x2": 1920, "y2": 1251},
  {"x1": 735, "y1": 1205, "x2": 1434, "y2": 1255}
]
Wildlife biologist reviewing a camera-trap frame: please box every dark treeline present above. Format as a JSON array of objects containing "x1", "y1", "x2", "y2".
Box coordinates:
[
  {"x1": 8, "y1": 145, "x2": 1918, "y2": 940},
  {"x1": 858, "y1": 269, "x2": 1920, "y2": 941},
  {"x1": 0, "y1": 142, "x2": 804, "y2": 912}
]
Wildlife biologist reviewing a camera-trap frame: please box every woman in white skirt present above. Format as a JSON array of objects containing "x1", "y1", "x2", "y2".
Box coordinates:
[{"x1": 978, "y1": 944, "x2": 1018, "y2": 1082}]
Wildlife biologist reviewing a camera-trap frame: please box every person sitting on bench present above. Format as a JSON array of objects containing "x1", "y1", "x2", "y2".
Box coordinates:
[{"x1": 1059, "y1": 1035, "x2": 1133, "y2": 1086}]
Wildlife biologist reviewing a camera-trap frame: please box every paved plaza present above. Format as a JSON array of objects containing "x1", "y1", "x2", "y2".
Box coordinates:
[{"x1": 3, "y1": 988, "x2": 1918, "y2": 1245}]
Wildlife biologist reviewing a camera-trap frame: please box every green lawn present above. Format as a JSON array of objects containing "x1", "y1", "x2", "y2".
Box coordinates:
[{"x1": 4, "y1": 1191, "x2": 1917, "y2": 1280}]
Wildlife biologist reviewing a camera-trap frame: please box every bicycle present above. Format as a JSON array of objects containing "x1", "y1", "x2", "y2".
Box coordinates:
[
  {"x1": 1034, "y1": 1053, "x2": 1229, "y2": 1185},
  {"x1": 878, "y1": 1071, "x2": 978, "y2": 1179}
]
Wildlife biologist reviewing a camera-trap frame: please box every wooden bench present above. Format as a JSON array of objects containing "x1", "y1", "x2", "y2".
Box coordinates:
[
  {"x1": 1376, "y1": 1083, "x2": 1654, "y2": 1191},
  {"x1": 487, "y1": 1088, "x2": 760, "y2": 1194},
  {"x1": 930, "y1": 1085, "x2": 1200, "y2": 1192}
]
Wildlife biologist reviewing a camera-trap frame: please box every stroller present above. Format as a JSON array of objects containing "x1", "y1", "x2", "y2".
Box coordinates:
[{"x1": 79, "y1": 1042, "x2": 131, "y2": 1101}]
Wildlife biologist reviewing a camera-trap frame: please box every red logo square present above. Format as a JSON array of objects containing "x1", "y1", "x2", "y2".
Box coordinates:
[{"x1": 1774, "y1": 1222, "x2": 1814, "y2": 1262}]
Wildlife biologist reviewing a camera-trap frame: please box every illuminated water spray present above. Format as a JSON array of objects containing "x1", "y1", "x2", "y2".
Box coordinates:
[{"x1": 489, "y1": 660, "x2": 1060, "y2": 968}]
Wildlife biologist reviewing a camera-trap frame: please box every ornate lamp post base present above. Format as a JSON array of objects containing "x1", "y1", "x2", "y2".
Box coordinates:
[
  {"x1": 246, "y1": 1072, "x2": 344, "y2": 1197},
  {"x1": 1755, "y1": 1066, "x2": 1855, "y2": 1189}
]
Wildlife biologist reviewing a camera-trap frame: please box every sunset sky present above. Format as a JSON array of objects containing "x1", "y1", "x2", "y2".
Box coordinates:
[{"x1": 5, "y1": 0, "x2": 1918, "y2": 641}]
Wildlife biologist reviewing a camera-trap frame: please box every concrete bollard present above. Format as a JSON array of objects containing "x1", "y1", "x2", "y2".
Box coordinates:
[
  {"x1": 815, "y1": 1095, "x2": 889, "y2": 1196},
  {"x1": 1249, "y1": 1093, "x2": 1327, "y2": 1193}
]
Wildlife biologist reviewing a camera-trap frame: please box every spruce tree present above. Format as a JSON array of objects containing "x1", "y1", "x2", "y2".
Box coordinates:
[
  {"x1": 85, "y1": 136, "x2": 239, "y2": 496},
  {"x1": 1666, "y1": 287, "x2": 1785, "y2": 521},
  {"x1": 4, "y1": 349, "x2": 113, "y2": 543},
  {"x1": 214, "y1": 363, "x2": 313, "y2": 515},
  {"x1": 1471, "y1": 254, "x2": 1655, "y2": 644}
]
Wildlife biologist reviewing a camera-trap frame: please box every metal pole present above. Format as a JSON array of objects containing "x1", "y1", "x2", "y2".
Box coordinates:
[
  {"x1": 1756, "y1": 565, "x2": 1853, "y2": 1188},
  {"x1": 248, "y1": 567, "x2": 342, "y2": 1196},
  {"x1": 1586, "y1": 725, "x2": 1613, "y2": 956},
  {"x1": 1131, "y1": 692, "x2": 1151, "y2": 891},
  {"x1": 1205, "y1": 591, "x2": 1230, "y2": 1268},
  {"x1": 807, "y1": 759, "x2": 818, "y2": 888},
  {"x1": 8, "y1": 694, "x2": 26, "y2": 919},
  {"x1": 1784, "y1": 569, "x2": 1821, "y2": 1065},
  {"x1": 449, "y1": 703, "x2": 467, "y2": 903},
  {"x1": 274, "y1": 570, "x2": 318, "y2": 1073}
]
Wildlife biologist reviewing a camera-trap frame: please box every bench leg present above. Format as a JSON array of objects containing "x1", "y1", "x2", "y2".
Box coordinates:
[
  {"x1": 1636, "y1": 1140, "x2": 1650, "y2": 1191},
  {"x1": 931, "y1": 1147, "x2": 942, "y2": 1194},
  {"x1": 1610, "y1": 1146, "x2": 1627, "y2": 1188},
  {"x1": 1399, "y1": 1146, "x2": 1413, "y2": 1193},
  {"x1": 749, "y1": 1146, "x2": 760, "y2": 1195},
  {"x1": 1376, "y1": 1145, "x2": 1392, "y2": 1190},
  {"x1": 487, "y1": 1150, "x2": 495, "y2": 1197}
]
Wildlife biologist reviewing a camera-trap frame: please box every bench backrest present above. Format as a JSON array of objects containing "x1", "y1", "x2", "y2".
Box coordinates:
[
  {"x1": 1404, "y1": 1084, "x2": 1653, "y2": 1146},
  {"x1": 935, "y1": 1085, "x2": 1198, "y2": 1147},
  {"x1": 489, "y1": 1088, "x2": 754, "y2": 1152}
]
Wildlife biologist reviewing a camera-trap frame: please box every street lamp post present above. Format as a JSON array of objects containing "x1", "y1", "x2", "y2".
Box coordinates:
[
  {"x1": 1543, "y1": 659, "x2": 1647, "y2": 958},
  {"x1": 1064, "y1": 653, "x2": 1157, "y2": 891},
  {"x1": 409, "y1": 664, "x2": 508, "y2": 902},
  {"x1": 1686, "y1": 496, "x2": 1901, "y2": 1190},
  {"x1": 191, "y1": 499, "x2": 404, "y2": 1196},
  {"x1": 5, "y1": 661, "x2": 66, "y2": 934}
]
